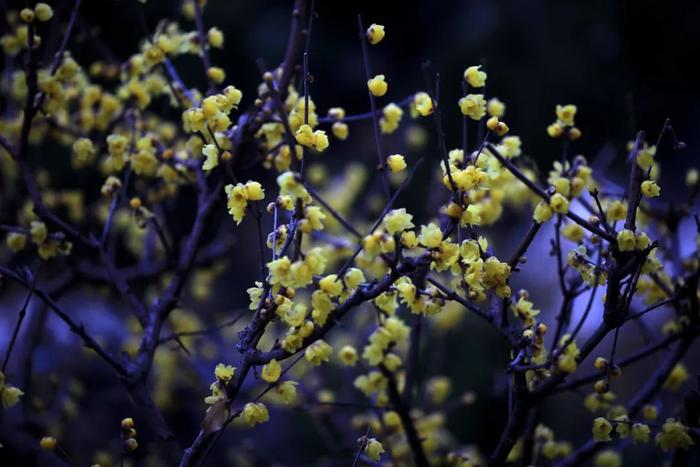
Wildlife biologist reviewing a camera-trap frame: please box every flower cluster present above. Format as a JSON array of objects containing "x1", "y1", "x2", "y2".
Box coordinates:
[{"x1": 0, "y1": 3, "x2": 696, "y2": 467}]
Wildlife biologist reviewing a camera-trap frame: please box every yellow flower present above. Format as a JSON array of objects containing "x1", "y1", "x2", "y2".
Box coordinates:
[
  {"x1": 380, "y1": 103, "x2": 403, "y2": 133},
  {"x1": 34, "y1": 3, "x2": 54, "y2": 22},
  {"x1": 343, "y1": 268, "x2": 365, "y2": 289},
  {"x1": 366, "y1": 24, "x2": 386, "y2": 45},
  {"x1": 30, "y1": 221, "x2": 47, "y2": 244},
  {"x1": 464, "y1": 65, "x2": 487, "y2": 87},
  {"x1": 72, "y1": 137, "x2": 96, "y2": 168},
  {"x1": 0, "y1": 371, "x2": 23, "y2": 408},
  {"x1": 384, "y1": 208, "x2": 414, "y2": 235},
  {"x1": 533, "y1": 201, "x2": 554, "y2": 223},
  {"x1": 558, "y1": 354, "x2": 577, "y2": 373},
  {"x1": 295, "y1": 124, "x2": 314, "y2": 147},
  {"x1": 607, "y1": 200, "x2": 626, "y2": 221},
  {"x1": 242, "y1": 402, "x2": 269, "y2": 426},
  {"x1": 132, "y1": 149, "x2": 158, "y2": 176},
  {"x1": 301, "y1": 206, "x2": 325, "y2": 232},
  {"x1": 277, "y1": 171, "x2": 306, "y2": 200},
  {"x1": 512, "y1": 296, "x2": 540, "y2": 326},
  {"x1": 223, "y1": 85, "x2": 243, "y2": 109},
  {"x1": 487, "y1": 97, "x2": 505, "y2": 118},
  {"x1": 305, "y1": 340, "x2": 332, "y2": 366},
  {"x1": 632, "y1": 423, "x2": 650, "y2": 444},
  {"x1": 6, "y1": 232, "x2": 27, "y2": 252},
  {"x1": 486, "y1": 117, "x2": 509, "y2": 136},
  {"x1": 20, "y1": 8, "x2": 35, "y2": 23},
  {"x1": 556, "y1": 104, "x2": 577, "y2": 126},
  {"x1": 332, "y1": 122, "x2": 349, "y2": 140},
  {"x1": 312, "y1": 129, "x2": 329, "y2": 151},
  {"x1": 461, "y1": 204, "x2": 482, "y2": 226},
  {"x1": 552, "y1": 177, "x2": 571, "y2": 196},
  {"x1": 367, "y1": 75, "x2": 388, "y2": 97},
  {"x1": 39, "y1": 436, "x2": 57, "y2": 450},
  {"x1": 225, "y1": 183, "x2": 249, "y2": 224},
  {"x1": 206, "y1": 67, "x2": 226, "y2": 84},
  {"x1": 549, "y1": 193, "x2": 569, "y2": 214},
  {"x1": 268, "y1": 256, "x2": 292, "y2": 286},
  {"x1": 311, "y1": 291, "x2": 332, "y2": 325},
  {"x1": 547, "y1": 122, "x2": 564, "y2": 138},
  {"x1": 338, "y1": 345, "x2": 358, "y2": 366},
  {"x1": 594, "y1": 357, "x2": 608, "y2": 370},
  {"x1": 383, "y1": 411, "x2": 401, "y2": 430},
  {"x1": 426, "y1": 376, "x2": 452, "y2": 404},
  {"x1": 365, "y1": 438, "x2": 385, "y2": 461},
  {"x1": 215, "y1": 363, "x2": 236, "y2": 382},
  {"x1": 205, "y1": 384, "x2": 225, "y2": 405},
  {"x1": 319, "y1": 274, "x2": 343, "y2": 297},
  {"x1": 327, "y1": 107, "x2": 346, "y2": 120},
  {"x1": 459, "y1": 94, "x2": 486, "y2": 120},
  {"x1": 283, "y1": 303, "x2": 307, "y2": 327},
  {"x1": 418, "y1": 223, "x2": 442, "y2": 248},
  {"x1": 656, "y1": 418, "x2": 694, "y2": 451},
  {"x1": 374, "y1": 291, "x2": 399, "y2": 315},
  {"x1": 401, "y1": 230, "x2": 418, "y2": 248},
  {"x1": 663, "y1": 363, "x2": 689, "y2": 390},
  {"x1": 413, "y1": 92, "x2": 433, "y2": 116},
  {"x1": 616, "y1": 229, "x2": 636, "y2": 252},
  {"x1": 207, "y1": 27, "x2": 224, "y2": 48},
  {"x1": 592, "y1": 417, "x2": 612, "y2": 442},
  {"x1": 561, "y1": 223, "x2": 584, "y2": 242},
  {"x1": 275, "y1": 381, "x2": 298, "y2": 405},
  {"x1": 261, "y1": 359, "x2": 282, "y2": 383},
  {"x1": 636, "y1": 145, "x2": 656, "y2": 170},
  {"x1": 386, "y1": 154, "x2": 406, "y2": 172},
  {"x1": 642, "y1": 404, "x2": 658, "y2": 421},
  {"x1": 641, "y1": 180, "x2": 660, "y2": 198},
  {"x1": 244, "y1": 181, "x2": 265, "y2": 201},
  {"x1": 594, "y1": 450, "x2": 621, "y2": 467},
  {"x1": 614, "y1": 415, "x2": 630, "y2": 438},
  {"x1": 101, "y1": 176, "x2": 122, "y2": 197},
  {"x1": 499, "y1": 135, "x2": 521, "y2": 158},
  {"x1": 202, "y1": 144, "x2": 219, "y2": 171}
]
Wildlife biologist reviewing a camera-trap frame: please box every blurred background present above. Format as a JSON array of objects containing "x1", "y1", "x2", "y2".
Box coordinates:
[{"x1": 2, "y1": 0, "x2": 700, "y2": 465}]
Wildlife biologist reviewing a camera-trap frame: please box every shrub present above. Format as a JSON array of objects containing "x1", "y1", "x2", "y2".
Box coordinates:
[{"x1": 0, "y1": 1, "x2": 697, "y2": 466}]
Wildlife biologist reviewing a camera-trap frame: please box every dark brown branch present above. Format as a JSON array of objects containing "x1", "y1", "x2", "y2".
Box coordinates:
[
  {"x1": 623, "y1": 131, "x2": 646, "y2": 231},
  {"x1": 304, "y1": 183, "x2": 362, "y2": 238},
  {"x1": 2, "y1": 268, "x2": 37, "y2": 373},
  {"x1": 0, "y1": 266, "x2": 126, "y2": 377},
  {"x1": 317, "y1": 95, "x2": 414, "y2": 124},
  {"x1": 277, "y1": 0, "x2": 308, "y2": 98},
  {"x1": 380, "y1": 365, "x2": 429, "y2": 466},
  {"x1": 508, "y1": 221, "x2": 541, "y2": 269},
  {"x1": 489, "y1": 371, "x2": 530, "y2": 465}
]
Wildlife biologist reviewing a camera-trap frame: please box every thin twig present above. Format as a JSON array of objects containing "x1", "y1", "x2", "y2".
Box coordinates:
[{"x1": 357, "y1": 14, "x2": 391, "y2": 199}]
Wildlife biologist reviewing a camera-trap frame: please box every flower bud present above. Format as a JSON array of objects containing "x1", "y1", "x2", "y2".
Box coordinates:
[{"x1": 40, "y1": 436, "x2": 57, "y2": 451}]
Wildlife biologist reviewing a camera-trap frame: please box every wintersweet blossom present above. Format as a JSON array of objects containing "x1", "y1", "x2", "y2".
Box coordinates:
[
  {"x1": 367, "y1": 74, "x2": 388, "y2": 97},
  {"x1": 242, "y1": 402, "x2": 269, "y2": 426},
  {"x1": 366, "y1": 24, "x2": 385, "y2": 44},
  {"x1": 464, "y1": 65, "x2": 487, "y2": 87},
  {"x1": 458, "y1": 94, "x2": 486, "y2": 120}
]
